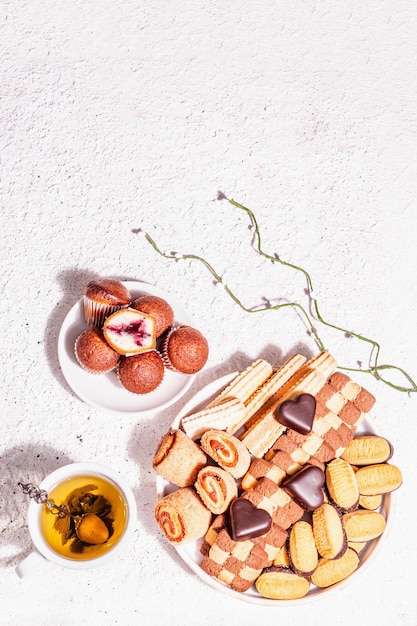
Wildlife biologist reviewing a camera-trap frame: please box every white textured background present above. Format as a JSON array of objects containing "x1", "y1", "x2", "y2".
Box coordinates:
[{"x1": 1, "y1": 1, "x2": 417, "y2": 624}]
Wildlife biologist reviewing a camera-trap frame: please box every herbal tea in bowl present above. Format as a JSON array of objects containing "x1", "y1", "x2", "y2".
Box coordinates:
[{"x1": 16, "y1": 462, "x2": 137, "y2": 577}]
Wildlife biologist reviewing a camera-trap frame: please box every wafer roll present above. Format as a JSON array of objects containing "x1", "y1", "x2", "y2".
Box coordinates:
[
  {"x1": 153, "y1": 429, "x2": 207, "y2": 487},
  {"x1": 207, "y1": 359, "x2": 273, "y2": 408},
  {"x1": 195, "y1": 466, "x2": 238, "y2": 514},
  {"x1": 240, "y1": 365, "x2": 330, "y2": 458},
  {"x1": 181, "y1": 397, "x2": 246, "y2": 440},
  {"x1": 238, "y1": 354, "x2": 307, "y2": 430},
  {"x1": 154, "y1": 487, "x2": 212, "y2": 545},
  {"x1": 200, "y1": 429, "x2": 251, "y2": 478}
]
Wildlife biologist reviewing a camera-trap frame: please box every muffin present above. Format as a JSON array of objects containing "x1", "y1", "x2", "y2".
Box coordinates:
[
  {"x1": 162, "y1": 325, "x2": 209, "y2": 374},
  {"x1": 117, "y1": 351, "x2": 165, "y2": 394},
  {"x1": 103, "y1": 308, "x2": 157, "y2": 355},
  {"x1": 83, "y1": 278, "x2": 131, "y2": 327},
  {"x1": 74, "y1": 328, "x2": 120, "y2": 374},
  {"x1": 130, "y1": 295, "x2": 174, "y2": 338}
]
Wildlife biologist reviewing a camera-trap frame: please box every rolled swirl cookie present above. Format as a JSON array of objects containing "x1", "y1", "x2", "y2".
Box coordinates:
[
  {"x1": 154, "y1": 487, "x2": 212, "y2": 545},
  {"x1": 195, "y1": 466, "x2": 238, "y2": 514},
  {"x1": 153, "y1": 429, "x2": 207, "y2": 487},
  {"x1": 200, "y1": 429, "x2": 251, "y2": 479}
]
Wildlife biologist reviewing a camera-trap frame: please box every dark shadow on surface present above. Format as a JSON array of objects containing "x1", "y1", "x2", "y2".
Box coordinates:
[
  {"x1": 0, "y1": 444, "x2": 73, "y2": 568},
  {"x1": 126, "y1": 341, "x2": 313, "y2": 572}
]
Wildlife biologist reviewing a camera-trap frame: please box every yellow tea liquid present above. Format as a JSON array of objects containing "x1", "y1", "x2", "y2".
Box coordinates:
[{"x1": 40, "y1": 474, "x2": 127, "y2": 561}]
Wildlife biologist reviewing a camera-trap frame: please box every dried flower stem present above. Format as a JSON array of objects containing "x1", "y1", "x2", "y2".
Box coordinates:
[{"x1": 139, "y1": 196, "x2": 416, "y2": 394}]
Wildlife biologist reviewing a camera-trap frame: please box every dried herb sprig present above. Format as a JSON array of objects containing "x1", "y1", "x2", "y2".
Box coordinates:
[{"x1": 136, "y1": 196, "x2": 416, "y2": 393}]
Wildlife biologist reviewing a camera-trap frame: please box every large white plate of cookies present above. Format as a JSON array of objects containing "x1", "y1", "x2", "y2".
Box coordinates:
[{"x1": 153, "y1": 352, "x2": 403, "y2": 605}]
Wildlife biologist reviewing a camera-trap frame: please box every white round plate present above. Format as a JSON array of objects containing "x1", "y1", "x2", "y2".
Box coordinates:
[
  {"x1": 58, "y1": 280, "x2": 197, "y2": 415},
  {"x1": 156, "y1": 372, "x2": 395, "y2": 606}
]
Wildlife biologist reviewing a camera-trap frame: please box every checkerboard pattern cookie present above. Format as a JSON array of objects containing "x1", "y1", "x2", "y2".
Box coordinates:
[{"x1": 154, "y1": 351, "x2": 396, "y2": 599}]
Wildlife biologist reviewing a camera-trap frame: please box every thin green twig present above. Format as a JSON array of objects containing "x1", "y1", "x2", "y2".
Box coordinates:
[
  {"x1": 138, "y1": 198, "x2": 416, "y2": 394},
  {"x1": 228, "y1": 197, "x2": 416, "y2": 392}
]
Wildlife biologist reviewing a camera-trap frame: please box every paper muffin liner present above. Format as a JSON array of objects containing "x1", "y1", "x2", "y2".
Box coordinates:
[
  {"x1": 83, "y1": 297, "x2": 129, "y2": 328},
  {"x1": 117, "y1": 350, "x2": 166, "y2": 394},
  {"x1": 74, "y1": 336, "x2": 120, "y2": 375},
  {"x1": 160, "y1": 326, "x2": 181, "y2": 372}
]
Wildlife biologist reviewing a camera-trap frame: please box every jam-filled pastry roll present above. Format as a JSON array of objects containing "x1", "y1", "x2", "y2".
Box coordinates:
[
  {"x1": 195, "y1": 466, "x2": 238, "y2": 514},
  {"x1": 154, "y1": 487, "x2": 212, "y2": 545},
  {"x1": 153, "y1": 429, "x2": 207, "y2": 487},
  {"x1": 200, "y1": 429, "x2": 251, "y2": 479}
]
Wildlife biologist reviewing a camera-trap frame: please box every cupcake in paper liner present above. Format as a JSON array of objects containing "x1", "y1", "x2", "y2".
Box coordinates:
[
  {"x1": 161, "y1": 325, "x2": 209, "y2": 374},
  {"x1": 130, "y1": 294, "x2": 174, "y2": 338},
  {"x1": 74, "y1": 328, "x2": 120, "y2": 374},
  {"x1": 117, "y1": 350, "x2": 165, "y2": 394},
  {"x1": 83, "y1": 278, "x2": 131, "y2": 327}
]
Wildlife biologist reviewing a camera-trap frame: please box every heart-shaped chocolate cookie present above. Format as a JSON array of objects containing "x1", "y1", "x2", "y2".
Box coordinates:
[
  {"x1": 275, "y1": 393, "x2": 316, "y2": 435},
  {"x1": 283, "y1": 465, "x2": 325, "y2": 511},
  {"x1": 229, "y1": 498, "x2": 272, "y2": 541}
]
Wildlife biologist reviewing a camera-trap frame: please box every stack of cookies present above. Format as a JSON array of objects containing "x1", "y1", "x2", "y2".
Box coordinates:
[{"x1": 153, "y1": 352, "x2": 402, "y2": 600}]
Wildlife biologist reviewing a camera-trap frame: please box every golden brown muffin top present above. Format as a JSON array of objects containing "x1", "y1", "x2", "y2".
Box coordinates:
[{"x1": 85, "y1": 279, "x2": 131, "y2": 305}]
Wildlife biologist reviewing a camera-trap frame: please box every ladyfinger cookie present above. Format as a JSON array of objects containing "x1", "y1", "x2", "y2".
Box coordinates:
[
  {"x1": 312, "y1": 502, "x2": 347, "y2": 560},
  {"x1": 311, "y1": 547, "x2": 359, "y2": 588},
  {"x1": 355, "y1": 463, "x2": 403, "y2": 496},
  {"x1": 255, "y1": 567, "x2": 310, "y2": 600},
  {"x1": 272, "y1": 544, "x2": 290, "y2": 568},
  {"x1": 343, "y1": 510, "x2": 386, "y2": 542},
  {"x1": 288, "y1": 520, "x2": 318, "y2": 576},
  {"x1": 358, "y1": 494, "x2": 383, "y2": 510},
  {"x1": 325, "y1": 458, "x2": 359, "y2": 512},
  {"x1": 341, "y1": 436, "x2": 393, "y2": 466}
]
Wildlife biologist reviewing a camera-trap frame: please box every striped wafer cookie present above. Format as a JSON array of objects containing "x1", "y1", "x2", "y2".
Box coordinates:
[
  {"x1": 181, "y1": 397, "x2": 246, "y2": 440},
  {"x1": 242, "y1": 352, "x2": 337, "y2": 431},
  {"x1": 231, "y1": 354, "x2": 307, "y2": 434},
  {"x1": 240, "y1": 355, "x2": 335, "y2": 458},
  {"x1": 207, "y1": 359, "x2": 273, "y2": 408}
]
